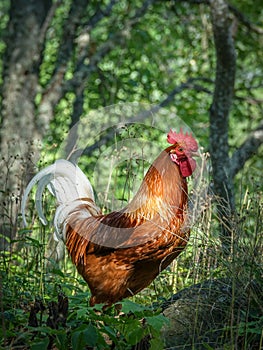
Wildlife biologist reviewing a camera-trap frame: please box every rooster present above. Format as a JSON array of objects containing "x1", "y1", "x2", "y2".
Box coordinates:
[{"x1": 22, "y1": 129, "x2": 198, "y2": 307}]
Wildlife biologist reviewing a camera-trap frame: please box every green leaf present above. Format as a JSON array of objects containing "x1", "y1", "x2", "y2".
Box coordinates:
[
  {"x1": 145, "y1": 314, "x2": 169, "y2": 331},
  {"x1": 25, "y1": 236, "x2": 42, "y2": 247},
  {"x1": 125, "y1": 324, "x2": 144, "y2": 345},
  {"x1": 121, "y1": 299, "x2": 150, "y2": 314},
  {"x1": 76, "y1": 308, "x2": 87, "y2": 319},
  {"x1": 103, "y1": 325, "x2": 118, "y2": 343},
  {"x1": 83, "y1": 323, "x2": 98, "y2": 347},
  {"x1": 72, "y1": 323, "x2": 98, "y2": 349},
  {"x1": 149, "y1": 337, "x2": 164, "y2": 350},
  {"x1": 55, "y1": 331, "x2": 67, "y2": 348},
  {"x1": 30, "y1": 337, "x2": 49, "y2": 350},
  {"x1": 51, "y1": 268, "x2": 65, "y2": 277},
  {"x1": 72, "y1": 330, "x2": 84, "y2": 350}
]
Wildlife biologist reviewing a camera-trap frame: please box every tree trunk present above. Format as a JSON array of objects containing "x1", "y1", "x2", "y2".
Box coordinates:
[
  {"x1": 0, "y1": 0, "x2": 52, "y2": 246},
  {"x1": 209, "y1": 0, "x2": 236, "y2": 252}
]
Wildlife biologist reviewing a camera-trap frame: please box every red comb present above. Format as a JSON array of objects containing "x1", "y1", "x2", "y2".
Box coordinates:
[{"x1": 167, "y1": 128, "x2": 198, "y2": 152}]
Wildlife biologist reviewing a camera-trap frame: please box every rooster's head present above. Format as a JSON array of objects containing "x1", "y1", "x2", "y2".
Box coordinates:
[{"x1": 167, "y1": 128, "x2": 198, "y2": 177}]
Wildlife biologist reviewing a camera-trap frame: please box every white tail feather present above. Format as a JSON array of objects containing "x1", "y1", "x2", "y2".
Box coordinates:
[{"x1": 21, "y1": 159, "x2": 98, "y2": 240}]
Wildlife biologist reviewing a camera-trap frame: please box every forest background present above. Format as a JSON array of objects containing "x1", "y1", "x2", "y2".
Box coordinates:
[{"x1": 0, "y1": 0, "x2": 262, "y2": 349}]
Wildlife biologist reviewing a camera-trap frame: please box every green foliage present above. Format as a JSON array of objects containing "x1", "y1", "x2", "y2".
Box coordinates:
[
  {"x1": 31, "y1": 0, "x2": 261, "y2": 190},
  {"x1": 1, "y1": 172, "x2": 262, "y2": 349},
  {"x1": 1, "y1": 245, "x2": 168, "y2": 349}
]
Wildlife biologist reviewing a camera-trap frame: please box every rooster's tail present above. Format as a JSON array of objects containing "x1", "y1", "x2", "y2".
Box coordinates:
[{"x1": 21, "y1": 159, "x2": 99, "y2": 241}]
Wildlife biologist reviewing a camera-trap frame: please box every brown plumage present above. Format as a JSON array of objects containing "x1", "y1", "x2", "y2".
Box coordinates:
[{"x1": 22, "y1": 129, "x2": 198, "y2": 307}]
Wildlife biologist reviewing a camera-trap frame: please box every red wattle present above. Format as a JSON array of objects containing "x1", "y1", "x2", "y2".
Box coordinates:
[{"x1": 179, "y1": 158, "x2": 196, "y2": 177}]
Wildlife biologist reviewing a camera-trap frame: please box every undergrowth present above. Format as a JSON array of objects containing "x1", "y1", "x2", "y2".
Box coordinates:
[{"x1": 0, "y1": 152, "x2": 262, "y2": 349}]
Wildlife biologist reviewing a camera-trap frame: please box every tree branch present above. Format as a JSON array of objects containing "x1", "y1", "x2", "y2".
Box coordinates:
[
  {"x1": 38, "y1": 0, "x2": 89, "y2": 126},
  {"x1": 229, "y1": 122, "x2": 263, "y2": 178},
  {"x1": 177, "y1": 0, "x2": 263, "y2": 34},
  {"x1": 38, "y1": 0, "x2": 158, "y2": 124},
  {"x1": 228, "y1": 4, "x2": 263, "y2": 35},
  {"x1": 159, "y1": 77, "x2": 212, "y2": 107},
  {"x1": 63, "y1": 0, "x2": 158, "y2": 95},
  {"x1": 38, "y1": 1, "x2": 61, "y2": 50},
  {"x1": 65, "y1": 77, "x2": 212, "y2": 160}
]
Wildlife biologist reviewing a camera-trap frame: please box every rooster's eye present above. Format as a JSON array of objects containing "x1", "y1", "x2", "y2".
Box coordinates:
[{"x1": 178, "y1": 147, "x2": 184, "y2": 152}]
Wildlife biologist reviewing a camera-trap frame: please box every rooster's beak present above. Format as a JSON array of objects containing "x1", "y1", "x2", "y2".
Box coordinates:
[{"x1": 191, "y1": 151, "x2": 200, "y2": 157}]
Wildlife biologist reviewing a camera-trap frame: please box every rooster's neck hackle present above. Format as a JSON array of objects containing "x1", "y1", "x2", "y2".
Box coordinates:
[{"x1": 127, "y1": 148, "x2": 188, "y2": 222}]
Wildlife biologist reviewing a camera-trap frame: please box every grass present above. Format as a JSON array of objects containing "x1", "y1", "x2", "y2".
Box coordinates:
[
  {"x1": 156, "y1": 175, "x2": 262, "y2": 349},
  {"x1": 0, "y1": 152, "x2": 262, "y2": 349}
]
